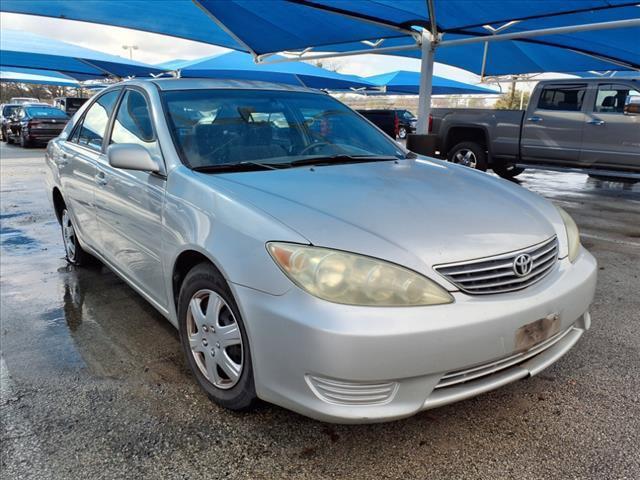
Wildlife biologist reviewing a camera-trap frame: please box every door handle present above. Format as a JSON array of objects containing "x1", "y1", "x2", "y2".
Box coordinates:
[
  {"x1": 95, "y1": 172, "x2": 108, "y2": 186},
  {"x1": 527, "y1": 116, "x2": 543, "y2": 122},
  {"x1": 587, "y1": 119, "x2": 605, "y2": 126}
]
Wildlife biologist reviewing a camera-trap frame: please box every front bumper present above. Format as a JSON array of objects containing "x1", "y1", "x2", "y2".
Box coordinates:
[{"x1": 233, "y1": 248, "x2": 597, "y2": 423}]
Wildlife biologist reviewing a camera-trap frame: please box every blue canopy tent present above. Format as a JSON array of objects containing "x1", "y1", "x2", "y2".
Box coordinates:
[
  {"x1": 158, "y1": 51, "x2": 374, "y2": 90},
  {"x1": 366, "y1": 71, "x2": 499, "y2": 96},
  {"x1": 3, "y1": 1, "x2": 639, "y2": 134},
  {"x1": 0, "y1": 30, "x2": 162, "y2": 79},
  {"x1": 0, "y1": 67, "x2": 79, "y2": 86}
]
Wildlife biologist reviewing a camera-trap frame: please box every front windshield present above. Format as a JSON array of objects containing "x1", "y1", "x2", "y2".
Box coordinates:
[
  {"x1": 25, "y1": 106, "x2": 67, "y2": 118},
  {"x1": 162, "y1": 89, "x2": 406, "y2": 169}
]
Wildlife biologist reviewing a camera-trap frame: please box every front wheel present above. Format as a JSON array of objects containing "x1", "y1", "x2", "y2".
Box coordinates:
[
  {"x1": 178, "y1": 263, "x2": 258, "y2": 411},
  {"x1": 447, "y1": 141, "x2": 488, "y2": 171}
]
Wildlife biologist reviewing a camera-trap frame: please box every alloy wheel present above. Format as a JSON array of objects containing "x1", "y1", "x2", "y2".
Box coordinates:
[
  {"x1": 453, "y1": 148, "x2": 478, "y2": 168},
  {"x1": 186, "y1": 289, "x2": 244, "y2": 389},
  {"x1": 62, "y1": 210, "x2": 77, "y2": 262}
]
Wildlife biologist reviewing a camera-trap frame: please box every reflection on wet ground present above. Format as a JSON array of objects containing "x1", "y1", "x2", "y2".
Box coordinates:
[{"x1": 1, "y1": 143, "x2": 639, "y2": 479}]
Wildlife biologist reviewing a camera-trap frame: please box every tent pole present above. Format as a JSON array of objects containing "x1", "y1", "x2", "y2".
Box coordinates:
[{"x1": 416, "y1": 30, "x2": 435, "y2": 135}]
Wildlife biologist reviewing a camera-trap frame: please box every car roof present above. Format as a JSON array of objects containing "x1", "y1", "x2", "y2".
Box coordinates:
[{"x1": 115, "y1": 77, "x2": 322, "y2": 94}]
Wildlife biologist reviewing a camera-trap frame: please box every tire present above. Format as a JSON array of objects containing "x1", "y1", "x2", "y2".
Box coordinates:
[
  {"x1": 398, "y1": 126, "x2": 407, "y2": 139},
  {"x1": 178, "y1": 263, "x2": 258, "y2": 411},
  {"x1": 20, "y1": 133, "x2": 31, "y2": 148},
  {"x1": 61, "y1": 208, "x2": 92, "y2": 266},
  {"x1": 493, "y1": 162, "x2": 525, "y2": 179},
  {"x1": 447, "y1": 141, "x2": 488, "y2": 171}
]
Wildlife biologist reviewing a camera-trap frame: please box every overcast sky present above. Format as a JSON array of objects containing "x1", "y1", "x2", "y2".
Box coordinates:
[{"x1": 1, "y1": 12, "x2": 481, "y2": 83}]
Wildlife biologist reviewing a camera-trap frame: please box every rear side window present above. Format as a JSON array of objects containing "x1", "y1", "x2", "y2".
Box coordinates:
[
  {"x1": 538, "y1": 85, "x2": 586, "y2": 111},
  {"x1": 594, "y1": 84, "x2": 640, "y2": 113},
  {"x1": 72, "y1": 90, "x2": 120, "y2": 151}
]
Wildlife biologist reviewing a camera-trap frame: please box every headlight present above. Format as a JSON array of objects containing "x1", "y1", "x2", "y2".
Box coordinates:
[
  {"x1": 555, "y1": 206, "x2": 580, "y2": 263},
  {"x1": 267, "y1": 242, "x2": 453, "y2": 306}
]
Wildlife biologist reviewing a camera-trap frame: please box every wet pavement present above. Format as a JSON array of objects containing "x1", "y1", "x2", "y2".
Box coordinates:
[{"x1": 1, "y1": 141, "x2": 639, "y2": 479}]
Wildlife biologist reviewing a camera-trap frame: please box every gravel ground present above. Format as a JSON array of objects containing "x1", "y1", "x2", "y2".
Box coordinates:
[{"x1": 1, "y1": 142, "x2": 639, "y2": 480}]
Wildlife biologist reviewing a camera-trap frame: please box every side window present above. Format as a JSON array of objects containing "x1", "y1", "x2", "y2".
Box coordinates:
[
  {"x1": 110, "y1": 90, "x2": 162, "y2": 161},
  {"x1": 72, "y1": 90, "x2": 120, "y2": 151},
  {"x1": 594, "y1": 84, "x2": 640, "y2": 114},
  {"x1": 538, "y1": 85, "x2": 586, "y2": 111},
  {"x1": 110, "y1": 90, "x2": 155, "y2": 145}
]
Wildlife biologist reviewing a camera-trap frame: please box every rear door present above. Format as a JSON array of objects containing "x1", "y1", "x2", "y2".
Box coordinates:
[
  {"x1": 59, "y1": 89, "x2": 121, "y2": 249},
  {"x1": 521, "y1": 83, "x2": 587, "y2": 165},
  {"x1": 95, "y1": 88, "x2": 167, "y2": 307},
  {"x1": 579, "y1": 82, "x2": 640, "y2": 171}
]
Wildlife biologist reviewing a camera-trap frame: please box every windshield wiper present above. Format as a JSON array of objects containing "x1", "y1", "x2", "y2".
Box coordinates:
[
  {"x1": 191, "y1": 161, "x2": 276, "y2": 173},
  {"x1": 285, "y1": 155, "x2": 401, "y2": 168}
]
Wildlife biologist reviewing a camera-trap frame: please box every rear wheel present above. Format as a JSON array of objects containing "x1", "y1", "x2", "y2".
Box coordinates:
[
  {"x1": 61, "y1": 208, "x2": 91, "y2": 265},
  {"x1": 447, "y1": 141, "x2": 488, "y2": 171},
  {"x1": 178, "y1": 263, "x2": 258, "y2": 411},
  {"x1": 493, "y1": 162, "x2": 525, "y2": 179}
]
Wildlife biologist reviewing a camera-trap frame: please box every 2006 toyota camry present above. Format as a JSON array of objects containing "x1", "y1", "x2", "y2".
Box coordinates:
[{"x1": 45, "y1": 79, "x2": 597, "y2": 423}]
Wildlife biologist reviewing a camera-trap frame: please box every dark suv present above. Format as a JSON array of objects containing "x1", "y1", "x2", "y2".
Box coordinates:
[
  {"x1": 0, "y1": 104, "x2": 21, "y2": 142},
  {"x1": 6, "y1": 105, "x2": 69, "y2": 147}
]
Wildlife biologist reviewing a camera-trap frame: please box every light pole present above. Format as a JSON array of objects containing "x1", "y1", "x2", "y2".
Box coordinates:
[{"x1": 122, "y1": 45, "x2": 139, "y2": 60}]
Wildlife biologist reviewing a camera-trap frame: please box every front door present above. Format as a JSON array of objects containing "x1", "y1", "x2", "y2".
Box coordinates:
[
  {"x1": 59, "y1": 89, "x2": 121, "y2": 249},
  {"x1": 521, "y1": 83, "x2": 588, "y2": 165},
  {"x1": 94, "y1": 88, "x2": 167, "y2": 308},
  {"x1": 580, "y1": 82, "x2": 640, "y2": 171}
]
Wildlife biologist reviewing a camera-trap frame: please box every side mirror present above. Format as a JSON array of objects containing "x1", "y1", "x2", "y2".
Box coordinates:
[
  {"x1": 623, "y1": 95, "x2": 640, "y2": 115},
  {"x1": 107, "y1": 144, "x2": 160, "y2": 172}
]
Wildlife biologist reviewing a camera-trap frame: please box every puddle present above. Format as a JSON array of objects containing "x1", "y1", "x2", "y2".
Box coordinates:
[{"x1": 0, "y1": 226, "x2": 39, "y2": 249}]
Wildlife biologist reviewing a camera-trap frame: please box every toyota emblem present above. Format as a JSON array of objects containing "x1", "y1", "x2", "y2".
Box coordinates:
[{"x1": 513, "y1": 253, "x2": 533, "y2": 277}]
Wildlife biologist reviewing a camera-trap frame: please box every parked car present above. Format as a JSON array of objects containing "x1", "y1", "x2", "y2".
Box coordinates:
[
  {"x1": 53, "y1": 97, "x2": 88, "y2": 116},
  {"x1": 0, "y1": 103, "x2": 21, "y2": 142},
  {"x1": 9, "y1": 96, "x2": 41, "y2": 105},
  {"x1": 357, "y1": 109, "x2": 417, "y2": 139},
  {"x1": 46, "y1": 79, "x2": 596, "y2": 423},
  {"x1": 6, "y1": 104, "x2": 69, "y2": 147},
  {"x1": 431, "y1": 77, "x2": 640, "y2": 179}
]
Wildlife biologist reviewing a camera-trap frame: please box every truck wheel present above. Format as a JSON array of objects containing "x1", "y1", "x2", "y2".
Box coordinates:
[
  {"x1": 447, "y1": 141, "x2": 487, "y2": 171},
  {"x1": 493, "y1": 162, "x2": 525, "y2": 179}
]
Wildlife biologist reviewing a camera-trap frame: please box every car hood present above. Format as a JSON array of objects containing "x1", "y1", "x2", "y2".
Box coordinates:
[{"x1": 211, "y1": 158, "x2": 562, "y2": 278}]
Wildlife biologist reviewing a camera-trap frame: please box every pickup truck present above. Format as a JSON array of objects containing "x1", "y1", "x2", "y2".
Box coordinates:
[{"x1": 431, "y1": 78, "x2": 640, "y2": 180}]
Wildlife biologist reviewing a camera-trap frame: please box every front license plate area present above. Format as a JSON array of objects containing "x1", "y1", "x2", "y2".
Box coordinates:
[{"x1": 515, "y1": 314, "x2": 560, "y2": 352}]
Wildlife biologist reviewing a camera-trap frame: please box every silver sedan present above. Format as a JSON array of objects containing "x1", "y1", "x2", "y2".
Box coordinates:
[{"x1": 45, "y1": 79, "x2": 596, "y2": 423}]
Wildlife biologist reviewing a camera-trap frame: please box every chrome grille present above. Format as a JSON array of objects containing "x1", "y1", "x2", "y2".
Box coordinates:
[
  {"x1": 435, "y1": 326, "x2": 572, "y2": 389},
  {"x1": 434, "y1": 236, "x2": 558, "y2": 295},
  {"x1": 306, "y1": 375, "x2": 398, "y2": 406}
]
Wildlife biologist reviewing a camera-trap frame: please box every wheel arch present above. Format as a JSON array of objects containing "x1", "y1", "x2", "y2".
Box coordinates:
[
  {"x1": 444, "y1": 125, "x2": 490, "y2": 157},
  {"x1": 52, "y1": 187, "x2": 65, "y2": 224}
]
